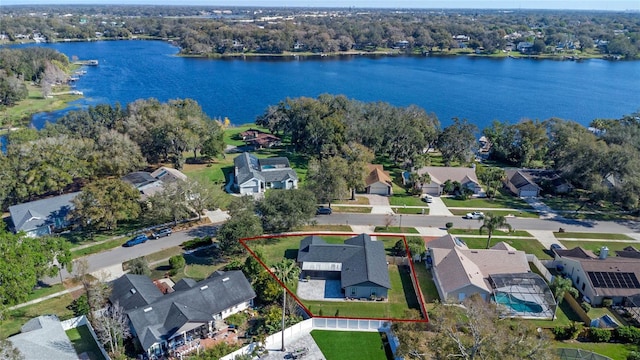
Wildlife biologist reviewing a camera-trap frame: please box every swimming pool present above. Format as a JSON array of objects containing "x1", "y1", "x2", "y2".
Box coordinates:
[{"x1": 494, "y1": 292, "x2": 544, "y2": 314}]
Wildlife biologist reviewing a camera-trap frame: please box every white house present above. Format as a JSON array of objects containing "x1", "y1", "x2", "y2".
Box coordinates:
[
  {"x1": 232, "y1": 152, "x2": 298, "y2": 195},
  {"x1": 414, "y1": 166, "x2": 482, "y2": 196}
]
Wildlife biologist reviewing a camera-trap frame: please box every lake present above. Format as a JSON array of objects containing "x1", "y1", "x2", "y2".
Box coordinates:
[{"x1": 22, "y1": 40, "x2": 640, "y2": 129}]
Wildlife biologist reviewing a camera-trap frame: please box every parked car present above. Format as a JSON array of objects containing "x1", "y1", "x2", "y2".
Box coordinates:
[
  {"x1": 421, "y1": 195, "x2": 433, "y2": 203},
  {"x1": 151, "y1": 228, "x2": 172, "y2": 239},
  {"x1": 550, "y1": 243, "x2": 562, "y2": 253},
  {"x1": 124, "y1": 234, "x2": 148, "y2": 247},
  {"x1": 316, "y1": 206, "x2": 332, "y2": 215},
  {"x1": 464, "y1": 212, "x2": 484, "y2": 219}
]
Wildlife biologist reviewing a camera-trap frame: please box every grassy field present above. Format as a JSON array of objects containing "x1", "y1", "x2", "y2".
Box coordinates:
[
  {"x1": 310, "y1": 330, "x2": 388, "y2": 360},
  {"x1": 302, "y1": 265, "x2": 421, "y2": 319},
  {"x1": 554, "y1": 232, "x2": 634, "y2": 240},
  {"x1": 334, "y1": 197, "x2": 370, "y2": 205},
  {"x1": 1, "y1": 83, "x2": 81, "y2": 127},
  {"x1": 459, "y1": 237, "x2": 551, "y2": 259},
  {"x1": 389, "y1": 194, "x2": 426, "y2": 207},
  {"x1": 66, "y1": 325, "x2": 106, "y2": 360},
  {"x1": 559, "y1": 240, "x2": 640, "y2": 255},
  {"x1": 449, "y1": 228, "x2": 532, "y2": 237},
  {"x1": 394, "y1": 207, "x2": 429, "y2": 215},
  {"x1": 332, "y1": 206, "x2": 372, "y2": 213}
]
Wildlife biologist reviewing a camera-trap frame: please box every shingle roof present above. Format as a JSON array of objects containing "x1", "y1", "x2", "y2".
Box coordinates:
[
  {"x1": 151, "y1": 167, "x2": 188, "y2": 183},
  {"x1": 416, "y1": 166, "x2": 479, "y2": 186},
  {"x1": 8, "y1": 192, "x2": 80, "y2": 233},
  {"x1": 122, "y1": 171, "x2": 157, "y2": 188},
  {"x1": 121, "y1": 271, "x2": 255, "y2": 351},
  {"x1": 365, "y1": 164, "x2": 392, "y2": 187},
  {"x1": 297, "y1": 234, "x2": 391, "y2": 289},
  {"x1": 8, "y1": 315, "x2": 77, "y2": 360},
  {"x1": 554, "y1": 247, "x2": 597, "y2": 259},
  {"x1": 505, "y1": 170, "x2": 541, "y2": 190},
  {"x1": 234, "y1": 152, "x2": 298, "y2": 186},
  {"x1": 109, "y1": 274, "x2": 165, "y2": 311}
]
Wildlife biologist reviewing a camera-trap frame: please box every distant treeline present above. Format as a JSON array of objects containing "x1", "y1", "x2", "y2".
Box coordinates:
[{"x1": 1, "y1": 6, "x2": 638, "y2": 58}]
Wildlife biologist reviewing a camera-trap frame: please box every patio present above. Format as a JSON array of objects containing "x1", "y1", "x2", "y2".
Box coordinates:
[
  {"x1": 147, "y1": 323, "x2": 240, "y2": 359},
  {"x1": 297, "y1": 279, "x2": 344, "y2": 301}
]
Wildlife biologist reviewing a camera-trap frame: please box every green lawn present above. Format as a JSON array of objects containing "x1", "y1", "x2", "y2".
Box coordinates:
[
  {"x1": 442, "y1": 192, "x2": 533, "y2": 210},
  {"x1": 554, "y1": 232, "x2": 634, "y2": 240},
  {"x1": 374, "y1": 226, "x2": 419, "y2": 234},
  {"x1": 394, "y1": 207, "x2": 429, "y2": 215},
  {"x1": 449, "y1": 228, "x2": 532, "y2": 237},
  {"x1": 333, "y1": 206, "x2": 372, "y2": 213},
  {"x1": 413, "y1": 264, "x2": 440, "y2": 303},
  {"x1": 223, "y1": 124, "x2": 269, "y2": 147},
  {"x1": 66, "y1": 325, "x2": 106, "y2": 360},
  {"x1": 26, "y1": 283, "x2": 66, "y2": 302},
  {"x1": 553, "y1": 342, "x2": 637, "y2": 360},
  {"x1": 310, "y1": 330, "x2": 388, "y2": 360},
  {"x1": 2, "y1": 83, "x2": 81, "y2": 127},
  {"x1": 524, "y1": 299, "x2": 583, "y2": 329},
  {"x1": 0, "y1": 293, "x2": 76, "y2": 338},
  {"x1": 459, "y1": 237, "x2": 552, "y2": 259},
  {"x1": 295, "y1": 225, "x2": 353, "y2": 232},
  {"x1": 389, "y1": 194, "x2": 427, "y2": 207},
  {"x1": 449, "y1": 209, "x2": 540, "y2": 218},
  {"x1": 334, "y1": 197, "x2": 370, "y2": 205},
  {"x1": 303, "y1": 265, "x2": 421, "y2": 319},
  {"x1": 559, "y1": 241, "x2": 640, "y2": 255}
]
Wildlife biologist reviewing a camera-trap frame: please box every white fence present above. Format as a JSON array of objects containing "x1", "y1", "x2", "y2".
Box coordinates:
[
  {"x1": 61, "y1": 315, "x2": 111, "y2": 360},
  {"x1": 220, "y1": 318, "x2": 398, "y2": 360},
  {"x1": 527, "y1": 254, "x2": 554, "y2": 282}
]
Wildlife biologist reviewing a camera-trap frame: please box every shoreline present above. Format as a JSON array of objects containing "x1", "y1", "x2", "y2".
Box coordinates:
[{"x1": 4, "y1": 38, "x2": 634, "y2": 62}]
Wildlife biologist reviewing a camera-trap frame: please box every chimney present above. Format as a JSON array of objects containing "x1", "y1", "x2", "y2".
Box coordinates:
[{"x1": 599, "y1": 246, "x2": 609, "y2": 259}]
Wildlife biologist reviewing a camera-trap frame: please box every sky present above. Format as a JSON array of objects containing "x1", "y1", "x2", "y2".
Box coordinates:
[{"x1": 2, "y1": 0, "x2": 639, "y2": 11}]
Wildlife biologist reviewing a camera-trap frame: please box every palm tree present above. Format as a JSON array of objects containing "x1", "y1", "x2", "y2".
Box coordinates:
[
  {"x1": 550, "y1": 276, "x2": 578, "y2": 320},
  {"x1": 479, "y1": 212, "x2": 512, "y2": 249},
  {"x1": 273, "y1": 259, "x2": 300, "y2": 351}
]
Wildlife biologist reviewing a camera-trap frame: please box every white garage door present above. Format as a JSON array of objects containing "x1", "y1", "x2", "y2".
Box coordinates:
[
  {"x1": 519, "y1": 190, "x2": 538, "y2": 197},
  {"x1": 368, "y1": 183, "x2": 390, "y2": 195}
]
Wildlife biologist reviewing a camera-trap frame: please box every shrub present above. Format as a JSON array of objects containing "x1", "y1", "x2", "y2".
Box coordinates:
[
  {"x1": 182, "y1": 237, "x2": 212, "y2": 250},
  {"x1": 552, "y1": 323, "x2": 583, "y2": 340},
  {"x1": 580, "y1": 301, "x2": 591, "y2": 313},
  {"x1": 68, "y1": 294, "x2": 90, "y2": 316},
  {"x1": 602, "y1": 298, "x2": 613, "y2": 307},
  {"x1": 169, "y1": 255, "x2": 186, "y2": 271},
  {"x1": 589, "y1": 327, "x2": 612, "y2": 342},
  {"x1": 615, "y1": 326, "x2": 640, "y2": 344},
  {"x1": 627, "y1": 351, "x2": 640, "y2": 360},
  {"x1": 445, "y1": 222, "x2": 453, "y2": 230}
]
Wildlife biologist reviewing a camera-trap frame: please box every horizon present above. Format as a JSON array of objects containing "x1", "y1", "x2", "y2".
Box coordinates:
[{"x1": 2, "y1": 0, "x2": 639, "y2": 11}]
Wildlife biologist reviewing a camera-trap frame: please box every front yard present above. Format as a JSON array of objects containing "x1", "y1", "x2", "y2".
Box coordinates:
[
  {"x1": 559, "y1": 240, "x2": 640, "y2": 255},
  {"x1": 458, "y1": 237, "x2": 551, "y2": 259},
  {"x1": 442, "y1": 191, "x2": 533, "y2": 210}
]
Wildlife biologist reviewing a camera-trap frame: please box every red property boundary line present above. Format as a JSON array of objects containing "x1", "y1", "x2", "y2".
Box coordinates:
[{"x1": 240, "y1": 232, "x2": 429, "y2": 324}]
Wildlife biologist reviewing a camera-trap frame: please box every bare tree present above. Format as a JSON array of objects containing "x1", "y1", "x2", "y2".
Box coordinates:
[
  {"x1": 0, "y1": 339, "x2": 24, "y2": 360},
  {"x1": 94, "y1": 300, "x2": 130, "y2": 355}
]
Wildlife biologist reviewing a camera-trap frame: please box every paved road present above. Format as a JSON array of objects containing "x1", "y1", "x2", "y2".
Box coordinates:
[
  {"x1": 315, "y1": 213, "x2": 640, "y2": 234},
  {"x1": 49, "y1": 224, "x2": 219, "y2": 285}
]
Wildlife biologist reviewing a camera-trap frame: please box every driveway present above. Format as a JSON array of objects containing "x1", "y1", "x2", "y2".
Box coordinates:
[
  {"x1": 522, "y1": 197, "x2": 560, "y2": 219},
  {"x1": 427, "y1": 196, "x2": 454, "y2": 216},
  {"x1": 362, "y1": 194, "x2": 394, "y2": 214}
]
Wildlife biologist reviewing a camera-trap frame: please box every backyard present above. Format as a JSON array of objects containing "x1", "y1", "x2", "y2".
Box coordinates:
[
  {"x1": 310, "y1": 330, "x2": 388, "y2": 360},
  {"x1": 66, "y1": 324, "x2": 106, "y2": 360}
]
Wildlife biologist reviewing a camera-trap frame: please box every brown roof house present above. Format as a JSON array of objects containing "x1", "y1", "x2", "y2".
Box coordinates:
[
  {"x1": 239, "y1": 128, "x2": 281, "y2": 149},
  {"x1": 553, "y1": 246, "x2": 640, "y2": 306},
  {"x1": 365, "y1": 164, "x2": 393, "y2": 196},
  {"x1": 427, "y1": 234, "x2": 554, "y2": 318},
  {"x1": 414, "y1": 166, "x2": 482, "y2": 196},
  {"x1": 505, "y1": 170, "x2": 541, "y2": 198}
]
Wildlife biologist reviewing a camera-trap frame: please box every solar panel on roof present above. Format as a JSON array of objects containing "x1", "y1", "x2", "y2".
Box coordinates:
[{"x1": 588, "y1": 272, "x2": 640, "y2": 289}]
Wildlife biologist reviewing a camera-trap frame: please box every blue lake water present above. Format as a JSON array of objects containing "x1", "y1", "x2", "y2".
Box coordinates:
[{"x1": 17, "y1": 40, "x2": 640, "y2": 129}]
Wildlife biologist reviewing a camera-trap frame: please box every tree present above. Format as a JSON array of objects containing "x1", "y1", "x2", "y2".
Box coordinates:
[
  {"x1": 0, "y1": 228, "x2": 72, "y2": 307},
  {"x1": 305, "y1": 156, "x2": 348, "y2": 207},
  {"x1": 550, "y1": 276, "x2": 578, "y2": 319},
  {"x1": 477, "y1": 166, "x2": 506, "y2": 199},
  {"x1": 479, "y1": 212, "x2": 512, "y2": 249},
  {"x1": 217, "y1": 197, "x2": 263, "y2": 256},
  {"x1": 128, "y1": 256, "x2": 150, "y2": 276},
  {"x1": 272, "y1": 259, "x2": 300, "y2": 351},
  {"x1": 425, "y1": 295, "x2": 555, "y2": 359},
  {"x1": 70, "y1": 178, "x2": 141, "y2": 232},
  {"x1": 257, "y1": 189, "x2": 317, "y2": 233},
  {"x1": 437, "y1": 118, "x2": 478, "y2": 166},
  {"x1": 243, "y1": 248, "x2": 265, "y2": 283},
  {"x1": 182, "y1": 178, "x2": 222, "y2": 220},
  {"x1": 142, "y1": 181, "x2": 192, "y2": 225},
  {"x1": 340, "y1": 142, "x2": 374, "y2": 200},
  {"x1": 94, "y1": 301, "x2": 131, "y2": 356}
]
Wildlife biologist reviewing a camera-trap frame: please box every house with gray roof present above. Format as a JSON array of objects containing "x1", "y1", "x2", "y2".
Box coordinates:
[
  {"x1": 232, "y1": 152, "x2": 298, "y2": 195},
  {"x1": 122, "y1": 166, "x2": 188, "y2": 199},
  {"x1": 413, "y1": 166, "x2": 482, "y2": 196},
  {"x1": 8, "y1": 315, "x2": 78, "y2": 360},
  {"x1": 297, "y1": 234, "x2": 391, "y2": 299},
  {"x1": 110, "y1": 271, "x2": 255, "y2": 358},
  {"x1": 8, "y1": 192, "x2": 80, "y2": 237},
  {"x1": 505, "y1": 170, "x2": 541, "y2": 197}
]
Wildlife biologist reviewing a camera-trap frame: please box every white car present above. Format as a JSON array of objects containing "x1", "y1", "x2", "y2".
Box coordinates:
[
  {"x1": 464, "y1": 212, "x2": 484, "y2": 219},
  {"x1": 421, "y1": 195, "x2": 433, "y2": 203}
]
